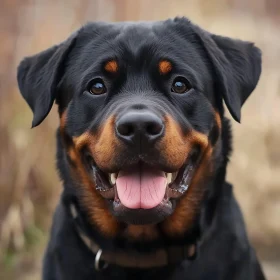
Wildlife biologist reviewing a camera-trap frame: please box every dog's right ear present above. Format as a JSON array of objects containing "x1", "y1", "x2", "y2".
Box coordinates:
[{"x1": 17, "y1": 32, "x2": 78, "y2": 128}]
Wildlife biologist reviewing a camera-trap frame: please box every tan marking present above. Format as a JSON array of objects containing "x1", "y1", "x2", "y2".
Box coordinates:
[
  {"x1": 156, "y1": 115, "x2": 208, "y2": 170},
  {"x1": 214, "y1": 111, "x2": 222, "y2": 131},
  {"x1": 104, "y1": 60, "x2": 118, "y2": 73},
  {"x1": 70, "y1": 141, "x2": 120, "y2": 236},
  {"x1": 60, "y1": 110, "x2": 68, "y2": 133},
  {"x1": 189, "y1": 130, "x2": 209, "y2": 151},
  {"x1": 73, "y1": 132, "x2": 92, "y2": 150},
  {"x1": 125, "y1": 225, "x2": 159, "y2": 240},
  {"x1": 68, "y1": 147, "x2": 77, "y2": 162},
  {"x1": 88, "y1": 116, "x2": 121, "y2": 170},
  {"x1": 159, "y1": 60, "x2": 172, "y2": 75},
  {"x1": 157, "y1": 114, "x2": 212, "y2": 236},
  {"x1": 156, "y1": 115, "x2": 190, "y2": 169},
  {"x1": 59, "y1": 120, "x2": 120, "y2": 237},
  {"x1": 161, "y1": 145, "x2": 213, "y2": 236}
]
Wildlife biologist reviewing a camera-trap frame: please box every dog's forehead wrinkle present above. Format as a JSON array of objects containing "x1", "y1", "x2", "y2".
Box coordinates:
[
  {"x1": 124, "y1": 75, "x2": 154, "y2": 90},
  {"x1": 108, "y1": 90, "x2": 167, "y2": 113},
  {"x1": 118, "y1": 31, "x2": 157, "y2": 58},
  {"x1": 118, "y1": 90, "x2": 159, "y2": 103}
]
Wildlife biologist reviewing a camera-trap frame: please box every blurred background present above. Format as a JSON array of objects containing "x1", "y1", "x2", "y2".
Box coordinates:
[{"x1": 0, "y1": 0, "x2": 279, "y2": 279}]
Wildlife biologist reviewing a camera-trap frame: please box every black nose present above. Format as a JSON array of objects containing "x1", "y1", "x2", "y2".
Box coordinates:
[{"x1": 116, "y1": 111, "x2": 164, "y2": 145}]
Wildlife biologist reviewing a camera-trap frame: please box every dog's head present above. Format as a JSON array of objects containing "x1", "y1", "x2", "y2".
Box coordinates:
[{"x1": 17, "y1": 18, "x2": 261, "y2": 240}]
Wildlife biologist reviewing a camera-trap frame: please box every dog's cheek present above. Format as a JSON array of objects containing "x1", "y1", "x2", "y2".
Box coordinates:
[
  {"x1": 161, "y1": 113, "x2": 222, "y2": 236},
  {"x1": 87, "y1": 116, "x2": 123, "y2": 172},
  {"x1": 157, "y1": 115, "x2": 209, "y2": 169},
  {"x1": 156, "y1": 115, "x2": 191, "y2": 170},
  {"x1": 59, "y1": 112, "x2": 120, "y2": 237},
  {"x1": 161, "y1": 144, "x2": 213, "y2": 236}
]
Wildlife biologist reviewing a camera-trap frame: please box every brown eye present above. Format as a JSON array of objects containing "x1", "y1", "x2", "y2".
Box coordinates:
[
  {"x1": 171, "y1": 78, "x2": 191, "y2": 94},
  {"x1": 89, "y1": 79, "x2": 107, "y2": 95}
]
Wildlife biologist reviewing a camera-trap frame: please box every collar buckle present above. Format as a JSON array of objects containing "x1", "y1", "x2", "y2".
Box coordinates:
[{"x1": 94, "y1": 249, "x2": 108, "y2": 271}]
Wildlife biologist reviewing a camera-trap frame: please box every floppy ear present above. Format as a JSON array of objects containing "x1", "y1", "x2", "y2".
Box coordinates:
[
  {"x1": 17, "y1": 33, "x2": 78, "y2": 127},
  {"x1": 192, "y1": 25, "x2": 262, "y2": 122}
]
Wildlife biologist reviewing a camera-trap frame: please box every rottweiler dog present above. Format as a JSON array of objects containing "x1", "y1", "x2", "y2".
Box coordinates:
[{"x1": 17, "y1": 18, "x2": 265, "y2": 279}]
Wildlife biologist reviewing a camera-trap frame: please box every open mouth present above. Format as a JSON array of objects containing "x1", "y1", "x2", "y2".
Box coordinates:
[{"x1": 88, "y1": 153, "x2": 199, "y2": 225}]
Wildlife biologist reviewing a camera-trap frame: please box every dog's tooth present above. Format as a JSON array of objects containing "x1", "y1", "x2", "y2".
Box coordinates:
[
  {"x1": 166, "y1": 173, "x2": 172, "y2": 184},
  {"x1": 110, "y1": 173, "x2": 117, "y2": 185}
]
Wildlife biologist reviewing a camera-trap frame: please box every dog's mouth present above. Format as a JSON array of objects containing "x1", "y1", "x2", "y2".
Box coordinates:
[{"x1": 87, "y1": 153, "x2": 200, "y2": 225}]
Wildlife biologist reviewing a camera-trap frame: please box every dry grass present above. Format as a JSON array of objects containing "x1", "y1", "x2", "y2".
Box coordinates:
[{"x1": 0, "y1": 0, "x2": 279, "y2": 279}]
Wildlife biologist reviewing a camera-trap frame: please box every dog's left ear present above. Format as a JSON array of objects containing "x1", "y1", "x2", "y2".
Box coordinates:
[
  {"x1": 192, "y1": 25, "x2": 262, "y2": 122},
  {"x1": 17, "y1": 32, "x2": 78, "y2": 128}
]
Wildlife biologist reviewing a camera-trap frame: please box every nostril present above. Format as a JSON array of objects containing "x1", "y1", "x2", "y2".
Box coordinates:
[
  {"x1": 146, "y1": 122, "x2": 163, "y2": 136},
  {"x1": 117, "y1": 123, "x2": 134, "y2": 137}
]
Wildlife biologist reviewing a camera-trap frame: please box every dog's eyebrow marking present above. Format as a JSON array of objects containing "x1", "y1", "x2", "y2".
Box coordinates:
[
  {"x1": 104, "y1": 60, "x2": 118, "y2": 73},
  {"x1": 159, "y1": 60, "x2": 172, "y2": 75}
]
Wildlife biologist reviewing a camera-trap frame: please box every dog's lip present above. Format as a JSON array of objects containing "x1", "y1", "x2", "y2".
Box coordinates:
[{"x1": 111, "y1": 200, "x2": 173, "y2": 225}]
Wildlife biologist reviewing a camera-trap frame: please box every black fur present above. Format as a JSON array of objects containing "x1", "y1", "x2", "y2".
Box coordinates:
[{"x1": 17, "y1": 18, "x2": 265, "y2": 279}]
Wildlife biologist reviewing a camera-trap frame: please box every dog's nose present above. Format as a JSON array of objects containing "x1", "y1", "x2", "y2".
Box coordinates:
[{"x1": 116, "y1": 111, "x2": 164, "y2": 145}]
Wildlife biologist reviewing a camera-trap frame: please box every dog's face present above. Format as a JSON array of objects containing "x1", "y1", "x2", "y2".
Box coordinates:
[{"x1": 18, "y1": 18, "x2": 261, "y2": 240}]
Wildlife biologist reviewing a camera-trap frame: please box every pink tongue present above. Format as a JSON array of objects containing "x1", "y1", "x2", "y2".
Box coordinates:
[{"x1": 116, "y1": 165, "x2": 166, "y2": 209}]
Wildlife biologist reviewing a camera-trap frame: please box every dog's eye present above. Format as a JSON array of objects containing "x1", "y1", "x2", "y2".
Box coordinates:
[
  {"x1": 171, "y1": 78, "x2": 191, "y2": 94},
  {"x1": 89, "y1": 79, "x2": 107, "y2": 95}
]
